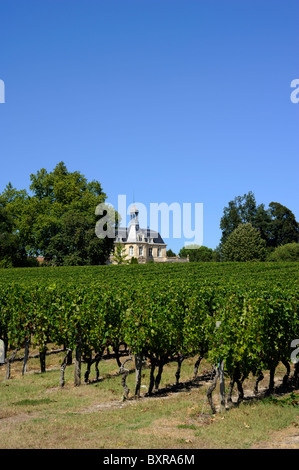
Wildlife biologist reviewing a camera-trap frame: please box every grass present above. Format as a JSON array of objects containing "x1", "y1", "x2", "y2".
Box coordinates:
[{"x1": 0, "y1": 347, "x2": 298, "y2": 449}]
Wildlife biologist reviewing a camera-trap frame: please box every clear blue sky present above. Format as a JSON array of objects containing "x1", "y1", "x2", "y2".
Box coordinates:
[{"x1": 0, "y1": 0, "x2": 298, "y2": 253}]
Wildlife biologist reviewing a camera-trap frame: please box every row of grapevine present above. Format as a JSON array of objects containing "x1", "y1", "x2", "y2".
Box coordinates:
[{"x1": 0, "y1": 262, "x2": 298, "y2": 412}]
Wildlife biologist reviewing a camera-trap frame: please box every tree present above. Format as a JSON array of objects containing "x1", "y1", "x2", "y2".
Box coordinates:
[
  {"x1": 222, "y1": 223, "x2": 267, "y2": 261},
  {"x1": 219, "y1": 192, "x2": 299, "y2": 251},
  {"x1": 267, "y1": 243, "x2": 299, "y2": 262},
  {"x1": 0, "y1": 206, "x2": 23, "y2": 267},
  {"x1": 212, "y1": 245, "x2": 221, "y2": 262},
  {"x1": 0, "y1": 162, "x2": 115, "y2": 266},
  {"x1": 220, "y1": 192, "x2": 258, "y2": 245},
  {"x1": 111, "y1": 243, "x2": 129, "y2": 265},
  {"x1": 268, "y1": 202, "x2": 299, "y2": 247},
  {"x1": 45, "y1": 211, "x2": 113, "y2": 266},
  {"x1": 179, "y1": 245, "x2": 214, "y2": 262},
  {"x1": 0, "y1": 183, "x2": 31, "y2": 266},
  {"x1": 253, "y1": 203, "x2": 273, "y2": 246},
  {"x1": 166, "y1": 249, "x2": 176, "y2": 257}
]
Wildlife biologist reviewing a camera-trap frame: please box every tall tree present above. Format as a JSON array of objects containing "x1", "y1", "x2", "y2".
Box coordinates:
[
  {"x1": 111, "y1": 243, "x2": 129, "y2": 265},
  {"x1": 166, "y1": 249, "x2": 176, "y2": 257},
  {"x1": 268, "y1": 202, "x2": 299, "y2": 247},
  {"x1": 179, "y1": 245, "x2": 214, "y2": 262},
  {"x1": 222, "y1": 223, "x2": 267, "y2": 262},
  {"x1": 219, "y1": 192, "x2": 298, "y2": 250},
  {"x1": 0, "y1": 204, "x2": 27, "y2": 267},
  {"x1": 0, "y1": 162, "x2": 116, "y2": 266},
  {"x1": 253, "y1": 203, "x2": 273, "y2": 246},
  {"x1": 268, "y1": 242, "x2": 299, "y2": 262},
  {"x1": 220, "y1": 191, "x2": 259, "y2": 246}
]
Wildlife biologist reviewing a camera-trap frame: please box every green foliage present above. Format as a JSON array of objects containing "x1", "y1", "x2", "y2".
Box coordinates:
[
  {"x1": 220, "y1": 191, "x2": 262, "y2": 245},
  {"x1": 0, "y1": 204, "x2": 27, "y2": 267},
  {"x1": 268, "y1": 243, "x2": 299, "y2": 262},
  {"x1": 263, "y1": 392, "x2": 299, "y2": 407},
  {"x1": 220, "y1": 192, "x2": 299, "y2": 250},
  {"x1": 0, "y1": 163, "x2": 115, "y2": 266},
  {"x1": 166, "y1": 249, "x2": 176, "y2": 257},
  {"x1": 0, "y1": 261, "x2": 298, "y2": 394},
  {"x1": 268, "y1": 202, "x2": 299, "y2": 247},
  {"x1": 222, "y1": 223, "x2": 267, "y2": 261},
  {"x1": 179, "y1": 245, "x2": 214, "y2": 262},
  {"x1": 130, "y1": 257, "x2": 138, "y2": 264},
  {"x1": 212, "y1": 245, "x2": 221, "y2": 262},
  {"x1": 111, "y1": 243, "x2": 129, "y2": 265}
]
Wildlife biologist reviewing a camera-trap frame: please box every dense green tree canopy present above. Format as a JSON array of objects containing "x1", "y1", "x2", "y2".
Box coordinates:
[
  {"x1": 267, "y1": 242, "x2": 299, "y2": 262},
  {"x1": 179, "y1": 244, "x2": 215, "y2": 262},
  {"x1": 166, "y1": 249, "x2": 176, "y2": 257},
  {"x1": 222, "y1": 223, "x2": 267, "y2": 262},
  {"x1": 268, "y1": 202, "x2": 299, "y2": 247},
  {"x1": 111, "y1": 243, "x2": 129, "y2": 265},
  {"x1": 220, "y1": 192, "x2": 299, "y2": 251},
  {"x1": 220, "y1": 192, "x2": 270, "y2": 246},
  {"x1": 0, "y1": 204, "x2": 26, "y2": 267},
  {"x1": 0, "y1": 162, "x2": 115, "y2": 266}
]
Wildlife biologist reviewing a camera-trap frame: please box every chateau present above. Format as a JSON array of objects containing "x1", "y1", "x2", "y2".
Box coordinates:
[{"x1": 110, "y1": 205, "x2": 168, "y2": 264}]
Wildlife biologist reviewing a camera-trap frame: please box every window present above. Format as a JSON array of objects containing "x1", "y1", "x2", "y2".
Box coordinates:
[
  {"x1": 139, "y1": 246, "x2": 143, "y2": 256},
  {"x1": 129, "y1": 246, "x2": 133, "y2": 256},
  {"x1": 157, "y1": 247, "x2": 162, "y2": 257},
  {"x1": 149, "y1": 248, "x2": 153, "y2": 257}
]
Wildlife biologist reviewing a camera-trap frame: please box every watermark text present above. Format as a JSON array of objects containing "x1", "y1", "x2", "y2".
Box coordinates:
[
  {"x1": 95, "y1": 195, "x2": 203, "y2": 247},
  {"x1": 290, "y1": 79, "x2": 299, "y2": 104},
  {"x1": 0, "y1": 79, "x2": 5, "y2": 103}
]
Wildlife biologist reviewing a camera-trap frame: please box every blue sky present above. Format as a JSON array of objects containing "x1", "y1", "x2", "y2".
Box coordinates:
[{"x1": 0, "y1": 0, "x2": 298, "y2": 253}]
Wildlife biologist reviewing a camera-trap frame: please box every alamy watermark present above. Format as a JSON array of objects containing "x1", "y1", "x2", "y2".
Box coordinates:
[
  {"x1": 0, "y1": 339, "x2": 5, "y2": 364},
  {"x1": 290, "y1": 79, "x2": 299, "y2": 104},
  {"x1": 291, "y1": 339, "x2": 299, "y2": 364},
  {"x1": 0, "y1": 79, "x2": 5, "y2": 103},
  {"x1": 95, "y1": 194, "x2": 203, "y2": 247}
]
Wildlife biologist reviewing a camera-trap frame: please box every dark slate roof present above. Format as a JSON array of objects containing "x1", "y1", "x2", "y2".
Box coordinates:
[{"x1": 115, "y1": 227, "x2": 165, "y2": 244}]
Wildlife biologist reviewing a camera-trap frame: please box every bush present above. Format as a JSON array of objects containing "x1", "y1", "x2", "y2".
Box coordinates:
[
  {"x1": 166, "y1": 249, "x2": 176, "y2": 257},
  {"x1": 267, "y1": 243, "x2": 299, "y2": 262},
  {"x1": 222, "y1": 223, "x2": 267, "y2": 261},
  {"x1": 0, "y1": 258, "x2": 14, "y2": 269},
  {"x1": 179, "y1": 245, "x2": 214, "y2": 262}
]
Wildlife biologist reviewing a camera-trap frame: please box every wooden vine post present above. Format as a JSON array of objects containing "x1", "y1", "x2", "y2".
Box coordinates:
[
  {"x1": 74, "y1": 336, "x2": 82, "y2": 387},
  {"x1": 119, "y1": 357, "x2": 133, "y2": 401},
  {"x1": 207, "y1": 320, "x2": 226, "y2": 414},
  {"x1": 217, "y1": 320, "x2": 226, "y2": 412},
  {"x1": 134, "y1": 353, "x2": 143, "y2": 398},
  {"x1": 5, "y1": 348, "x2": 20, "y2": 380},
  {"x1": 22, "y1": 337, "x2": 30, "y2": 376},
  {"x1": 60, "y1": 348, "x2": 72, "y2": 388}
]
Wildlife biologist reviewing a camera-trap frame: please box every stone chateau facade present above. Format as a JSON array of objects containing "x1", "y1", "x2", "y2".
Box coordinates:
[{"x1": 109, "y1": 205, "x2": 168, "y2": 264}]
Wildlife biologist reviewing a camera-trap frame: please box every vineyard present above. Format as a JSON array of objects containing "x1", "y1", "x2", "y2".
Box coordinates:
[{"x1": 0, "y1": 262, "x2": 299, "y2": 416}]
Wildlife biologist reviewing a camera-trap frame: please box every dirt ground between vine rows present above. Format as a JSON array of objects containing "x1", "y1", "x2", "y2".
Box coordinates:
[
  {"x1": 1, "y1": 349, "x2": 298, "y2": 449},
  {"x1": 1, "y1": 397, "x2": 298, "y2": 449},
  {"x1": 251, "y1": 424, "x2": 299, "y2": 449}
]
